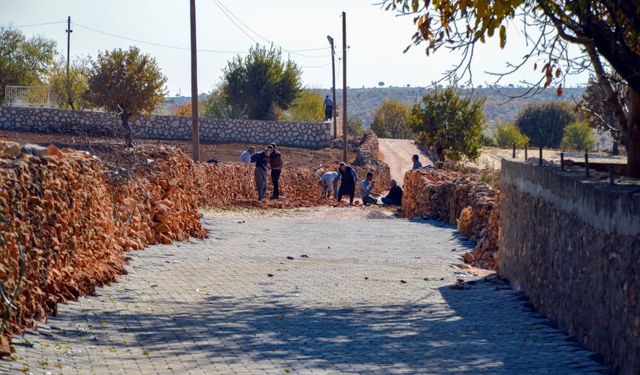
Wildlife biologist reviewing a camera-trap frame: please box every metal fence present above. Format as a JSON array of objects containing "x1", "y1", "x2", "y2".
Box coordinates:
[{"x1": 4, "y1": 85, "x2": 53, "y2": 108}]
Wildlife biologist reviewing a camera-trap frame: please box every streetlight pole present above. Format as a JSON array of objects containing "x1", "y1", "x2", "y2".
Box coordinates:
[
  {"x1": 327, "y1": 35, "x2": 337, "y2": 139},
  {"x1": 189, "y1": 0, "x2": 200, "y2": 162},
  {"x1": 341, "y1": 11, "x2": 348, "y2": 163}
]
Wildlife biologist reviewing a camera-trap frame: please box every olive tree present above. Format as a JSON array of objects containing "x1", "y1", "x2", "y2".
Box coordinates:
[{"x1": 85, "y1": 47, "x2": 167, "y2": 147}]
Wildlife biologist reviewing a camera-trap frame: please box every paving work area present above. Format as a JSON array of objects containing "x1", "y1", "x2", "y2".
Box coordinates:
[{"x1": 2, "y1": 208, "x2": 608, "y2": 374}]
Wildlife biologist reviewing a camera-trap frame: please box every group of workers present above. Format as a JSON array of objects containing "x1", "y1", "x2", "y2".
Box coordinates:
[
  {"x1": 239, "y1": 144, "x2": 425, "y2": 206},
  {"x1": 239, "y1": 144, "x2": 282, "y2": 200},
  {"x1": 320, "y1": 162, "x2": 403, "y2": 207}
]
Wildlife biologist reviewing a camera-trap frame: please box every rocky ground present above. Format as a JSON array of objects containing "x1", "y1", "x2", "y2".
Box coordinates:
[{"x1": 0, "y1": 130, "x2": 357, "y2": 169}]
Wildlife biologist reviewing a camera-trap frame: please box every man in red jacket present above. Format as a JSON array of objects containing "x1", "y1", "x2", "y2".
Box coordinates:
[{"x1": 269, "y1": 143, "x2": 283, "y2": 199}]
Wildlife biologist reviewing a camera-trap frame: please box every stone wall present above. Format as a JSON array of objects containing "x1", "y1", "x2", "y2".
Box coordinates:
[
  {"x1": 0, "y1": 107, "x2": 332, "y2": 149},
  {"x1": 499, "y1": 160, "x2": 640, "y2": 374}
]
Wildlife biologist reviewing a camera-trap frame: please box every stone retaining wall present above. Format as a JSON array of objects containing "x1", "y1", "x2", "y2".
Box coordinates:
[
  {"x1": 0, "y1": 107, "x2": 332, "y2": 148},
  {"x1": 499, "y1": 160, "x2": 640, "y2": 374}
]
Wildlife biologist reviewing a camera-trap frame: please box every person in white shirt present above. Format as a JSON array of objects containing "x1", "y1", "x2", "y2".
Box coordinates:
[
  {"x1": 320, "y1": 171, "x2": 340, "y2": 199},
  {"x1": 239, "y1": 146, "x2": 255, "y2": 164},
  {"x1": 359, "y1": 172, "x2": 378, "y2": 206}
]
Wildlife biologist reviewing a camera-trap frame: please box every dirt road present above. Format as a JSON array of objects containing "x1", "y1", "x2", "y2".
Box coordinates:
[{"x1": 378, "y1": 138, "x2": 432, "y2": 185}]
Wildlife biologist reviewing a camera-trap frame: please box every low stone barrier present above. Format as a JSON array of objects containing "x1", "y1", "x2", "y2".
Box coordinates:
[
  {"x1": 402, "y1": 168, "x2": 500, "y2": 270},
  {"x1": 352, "y1": 132, "x2": 391, "y2": 194},
  {"x1": 0, "y1": 107, "x2": 332, "y2": 149},
  {"x1": 499, "y1": 160, "x2": 640, "y2": 373}
]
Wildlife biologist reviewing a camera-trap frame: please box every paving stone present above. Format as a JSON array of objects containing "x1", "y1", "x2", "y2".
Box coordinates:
[{"x1": 0, "y1": 212, "x2": 609, "y2": 374}]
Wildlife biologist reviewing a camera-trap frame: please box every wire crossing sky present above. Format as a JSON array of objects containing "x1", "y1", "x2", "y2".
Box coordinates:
[{"x1": 2, "y1": 0, "x2": 589, "y2": 96}]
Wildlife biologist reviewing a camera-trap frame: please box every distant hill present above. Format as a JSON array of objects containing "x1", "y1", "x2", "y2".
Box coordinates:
[
  {"x1": 162, "y1": 87, "x2": 586, "y2": 134},
  {"x1": 316, "y1": 86, "x2": 585, "y2": 132}
]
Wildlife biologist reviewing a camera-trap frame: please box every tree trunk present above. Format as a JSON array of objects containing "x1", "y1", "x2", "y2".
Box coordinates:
[
  {"x1": 121, "y1": 113, "x2": 134, "y2": 148},
  {"x1": 612, "y1": 140, "x2": 619, "y2": 155},
  {"x1": 627, "y1": 88, "x2": 640, "y2": 178}
]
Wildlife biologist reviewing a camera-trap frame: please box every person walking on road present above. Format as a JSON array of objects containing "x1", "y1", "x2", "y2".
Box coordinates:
[
  {"x1": 250, "y1": 145, "x2": 273, "y2": 201},
  {"x1": 239, "y1": 146, "x2": 255, "y2": 164},
  {"x1": 269, "y1": 143, "x2": 283, "y2": 199},
  {"x1": 412, "y1": 154, "x2": 423, "y2": 170},
  {"x1": 359, "y1": 171, "x2": 378, "y2": 206},
  {"x1": 337, "y1": 162, "x2": 358, "y2": 205},
  {"x1": 323, "y1": 95, "x2": 334, "y2": 121},
  {"x1": 320, "y1": 170, "x2": 340, "y2": 199}
]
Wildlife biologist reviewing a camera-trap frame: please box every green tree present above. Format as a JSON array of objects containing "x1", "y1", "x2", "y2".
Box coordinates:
[
  {"x1": 221, "y1": 44, "x2": 301, "y2": 120},
  {"x1": 84, "y1": 47, "x2": 167, "y2": 147},
  {"x1": 288, "y1": 90, "x2": 324, "y2": 122},
  {"x1": 0, "y1": 27, "x2": 56, "y2": 104},
  {"x1": 48, "y1": 56, "x2": 90, "y2": 110},
  {"x1": 561, "y1": 121, "x2": 596, "y2": 151},
  {"x1": 203, "y1": 88, "x2": 245, "y2": 119},
  {"x1": 371, "y1": 99, "x2": 413, "y2": 139},
  {"x1": 515, "y1": 102, "x2": 576, "y2": 148},
  {"x1": 383, "y1": 0, "x2": 640, "y2": 177},
  {"x1": 411, "y1": 86, "x2": 485, "y2": 163},
  {"x1": 346, "y1": 118, "x2": 365, "y2": 137},
  {"x1": 493, "y1": 123, "x2": 529, "y2": 148}
]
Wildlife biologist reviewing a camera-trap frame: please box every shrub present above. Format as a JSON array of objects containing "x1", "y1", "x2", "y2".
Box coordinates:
[
  {"x1": 560, "y1": 121, "x2": 596, "y2": 150},
  {"x1": 515, "y1": 102, "x2": 576, "y2": 148},
  {"x1": 493, "y1": 124, "x2": 529, "y2": 148}
]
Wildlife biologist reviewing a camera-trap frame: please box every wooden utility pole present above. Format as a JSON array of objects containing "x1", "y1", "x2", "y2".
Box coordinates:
[
  {"x1": 190, "y1": 0, "x2": 200, "y2": 161},
  {"x1": 341, "y1": 11, "x2": 347, "y2": 162},
  {"x1": 65, "y1": 16, "x2": 73, "y2": 109}
]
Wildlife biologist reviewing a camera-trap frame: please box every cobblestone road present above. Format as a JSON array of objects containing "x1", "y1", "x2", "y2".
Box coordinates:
[{"x1": 2, "y1": 209, "x2": 609, "y2": 374}]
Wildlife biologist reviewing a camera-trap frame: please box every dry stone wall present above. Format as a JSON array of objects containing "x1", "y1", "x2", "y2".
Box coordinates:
[
  {"x1": 0, "y1": 107, "x2": 332, "y2": 148},
  {"x1": 402, "y1": 168, "x2": 500, "y2": 270},
  {"x1": 0, "y1": 142, "x2": 206, "y2": 355},
  {"x1": 499, "y1": 160, "x2": 640, "y2": 374}
]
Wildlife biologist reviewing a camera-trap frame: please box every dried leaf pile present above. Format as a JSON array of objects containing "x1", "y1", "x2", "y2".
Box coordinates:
[
  {"x1": 0, "y1": 142, "x2": 206, "y2": 355},
  {"x1": 402, "y1": 168, "x2": 500, "y2": 271}
]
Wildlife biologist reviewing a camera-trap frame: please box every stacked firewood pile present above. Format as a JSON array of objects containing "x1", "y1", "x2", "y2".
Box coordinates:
[
  {"x1": 0, "y1": 142, "x2": 206, "y2": 355},
  {"x1": 195, "y1": 163, "x2": 328, "y2": 208},
  {"x1": 402, "y1": 168, "x2": 500, "y2": 270}
]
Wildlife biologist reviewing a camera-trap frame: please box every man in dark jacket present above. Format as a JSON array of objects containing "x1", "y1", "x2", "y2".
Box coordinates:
[
  {"x1": 269, "y1": 143, "x2": 283, "y2": 199},
  {"x1": 250, "y1": 145, "x2": 273, "y2": 200},
  {"x1": 337, "y1": 162, "x2": 358, "y2": 205},
  {"x1": 381, "y1": 179, "x2": 403, "y2": 206}
]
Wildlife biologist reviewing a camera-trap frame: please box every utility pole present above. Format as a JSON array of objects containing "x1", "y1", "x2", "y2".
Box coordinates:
[
  {"x1": 65, "y1": 16, "x2": 73, "y2": 109},
  {"x1": 190, "y1": 0, "x2": 200, "y2": 161},
  {"x1": 327, "y1": 35, "x2": 337, "y2": 139},
  {"x1": 341, "y1": 11, "x2": 347, "y2": 162}
]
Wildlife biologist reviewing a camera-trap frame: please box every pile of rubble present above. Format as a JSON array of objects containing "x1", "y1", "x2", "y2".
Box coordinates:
[
  {"x1": 352, "y1": 132, "x2": 391, "y2": 194},
  {"x1": 402, "y1": 168, "x2": 500, "y2": 270},
  {"x1": 0, "y1": 142, "x2": 206, "y2": 355}
]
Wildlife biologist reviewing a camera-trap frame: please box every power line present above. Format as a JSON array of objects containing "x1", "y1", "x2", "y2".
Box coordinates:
[
  {"x1": 71, "y1": 21, "x2": 330, "y2": 57},
  {"x1": 72, "y1": 22, "x2": 242, "y2": 54},
  {"x1": 210, "y1": 0, "x2": 330, "y2": 58},
  {"x1": 13, "y1": 20, "x2": 67, "y2": 28}
]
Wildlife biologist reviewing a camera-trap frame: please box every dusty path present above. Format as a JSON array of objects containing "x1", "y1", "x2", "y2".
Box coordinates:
[
  {"x1": 378, "y1": 138, "x2": 432, "y2": 186},
  {"x1": 2, "y1": 208, "x2": 607, "y2": 374}
]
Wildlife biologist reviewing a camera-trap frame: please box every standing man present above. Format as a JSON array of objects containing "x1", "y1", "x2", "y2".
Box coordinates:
[
  {"x1": 323, "y1": 95, "x2": 334, "y2": 121},
  {"x1": 359, "y1": 172, "x2": 377, "y2": 206},
  {"x1": 239, "y1": 146, "x2": 255, "y2": 164},
  {"x1": 337, "y1": 162, "x2": 358, "y2": 205},
  {"x1": 320, "y1": 170, "x2": 340, "y2": 199},
  {"x1": 250, "y1": 145, "x2": 273, "y2": 201},
  {"x1": 269, "y1": 143, "x2": 283, "y2": 199}
]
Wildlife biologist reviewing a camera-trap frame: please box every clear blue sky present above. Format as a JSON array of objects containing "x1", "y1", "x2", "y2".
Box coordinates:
[{"x1": 2, "y1": 0, "x2": 589, "y2": 96}]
